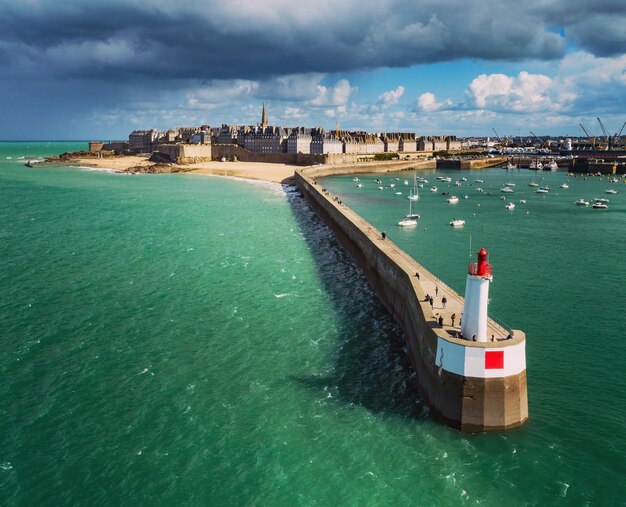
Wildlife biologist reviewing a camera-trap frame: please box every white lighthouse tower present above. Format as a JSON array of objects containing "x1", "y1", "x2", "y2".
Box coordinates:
[{"x1": 462, "y1": 247, "x2": 493, "y2": 342}]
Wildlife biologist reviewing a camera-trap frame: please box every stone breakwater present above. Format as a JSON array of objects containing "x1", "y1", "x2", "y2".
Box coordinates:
[{"x1": 294, "y1": 166, "x2": 528, "y2": 432}]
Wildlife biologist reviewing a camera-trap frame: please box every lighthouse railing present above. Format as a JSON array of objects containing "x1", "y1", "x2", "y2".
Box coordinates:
[{"x1": 468, "y1": 262, "x2": 493, "y2": 277}]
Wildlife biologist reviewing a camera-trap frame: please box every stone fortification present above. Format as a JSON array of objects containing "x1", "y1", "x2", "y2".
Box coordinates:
[{"x1": 294, "y1": 167, "x2": 528, "y2": 432}]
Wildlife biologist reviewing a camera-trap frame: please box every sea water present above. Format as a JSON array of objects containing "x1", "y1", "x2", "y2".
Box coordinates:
[{"x1": 1, "y1": 143, "x2": 624, "y2": 505}]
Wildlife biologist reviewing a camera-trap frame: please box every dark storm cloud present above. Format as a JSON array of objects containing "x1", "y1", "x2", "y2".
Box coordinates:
[
  {"x1": 537, "y1": 0, "x2": 626, "y2": 56},
  {"x1": 0, "y1": 0, "x2": 579, "y2": 82}
]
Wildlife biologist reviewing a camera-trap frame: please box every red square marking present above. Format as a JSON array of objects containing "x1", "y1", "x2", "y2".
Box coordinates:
[{"x1": 485, "y1": 351, "x2": 504, "y2": 369}]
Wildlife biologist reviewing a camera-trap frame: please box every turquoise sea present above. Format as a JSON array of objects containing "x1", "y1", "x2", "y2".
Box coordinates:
[{"x1": 1, "y1": 142, "x2": 625, "y2": 506}]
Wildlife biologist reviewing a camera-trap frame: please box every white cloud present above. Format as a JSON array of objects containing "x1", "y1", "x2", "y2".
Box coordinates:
[
  {"x1": 378, "y1": 86, "x2": 405, "y2": 108},
  {"x1": 467, "y1": 71, "x2": 563, "y2": 112},
  {"x1": 282, "y1": 106, "x2": 307, "y2": 120},
  {"x1": 417, "y1": 92, "x2": 452, "y2": 112},
  {"x1": 309, "y1": 79, "x2": 356, "y2": 107}
]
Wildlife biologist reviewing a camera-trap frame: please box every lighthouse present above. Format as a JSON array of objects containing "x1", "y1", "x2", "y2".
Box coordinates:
[{"x1": 462, "y1": 248, "x2": 492, "y2": 342}]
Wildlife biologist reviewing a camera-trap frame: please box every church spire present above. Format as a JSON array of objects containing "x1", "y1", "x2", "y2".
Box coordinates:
[{"x1": 261, "y1": 102, "x2": 268, "y2": 128}]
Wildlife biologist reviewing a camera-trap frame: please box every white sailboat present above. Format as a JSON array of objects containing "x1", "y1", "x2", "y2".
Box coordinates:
[
  {"x1": 408, "y1": 174, "x2": 420, "y2": 201},
  {"x1": 398, "y1": 197, "x2": 419, "y2": 226}
]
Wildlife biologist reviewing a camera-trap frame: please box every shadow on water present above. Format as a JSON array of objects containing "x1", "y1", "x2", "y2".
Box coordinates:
[{"x1": 283, "y1": 183, "x2": 428, "y2": 420}]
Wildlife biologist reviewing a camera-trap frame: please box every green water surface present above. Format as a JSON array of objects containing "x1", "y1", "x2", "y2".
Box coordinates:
[{"x1": 1, "y1": 143, "x2": 624, "y2": 506}]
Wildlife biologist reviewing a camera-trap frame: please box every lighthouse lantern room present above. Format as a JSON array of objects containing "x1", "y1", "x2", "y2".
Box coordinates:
[{"x1": 461, "y1": 248, "x2": 493, "y2": 342}]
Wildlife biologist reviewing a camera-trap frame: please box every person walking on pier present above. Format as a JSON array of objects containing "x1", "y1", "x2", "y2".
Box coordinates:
[
  {"x1": 429, "y1": 297, "x2": 434, "y2": 310},
  {"x1": 442, "y1": 296, "x2": 447, "y2": 309},
  {"x1": 451, "y1": 313, "x2": 456, "y2": 327},
  {"x1": 435, "y1": 286, "x2": 439, "y2": 297}
]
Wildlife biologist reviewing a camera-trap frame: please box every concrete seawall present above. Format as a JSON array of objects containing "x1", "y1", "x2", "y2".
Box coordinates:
[{"x1": 294, "y1": 167, "x2": 528, "y2": 432}]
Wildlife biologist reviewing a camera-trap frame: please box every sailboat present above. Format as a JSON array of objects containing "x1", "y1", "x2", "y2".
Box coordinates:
[
  {"x1": 408, "y1": 173, "x2": 420, "y2": 201},
  {"x1": 398, "y1": 197, "x2": 419, "y2": 226}
]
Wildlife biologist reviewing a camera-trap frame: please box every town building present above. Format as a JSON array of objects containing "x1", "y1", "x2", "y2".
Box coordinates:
[
  {"x1": 399, "y1": 133, "x2": 417, "y2": 152},
  {"x1": 128, "y1": 129, "x2": 158, "y2": 153},
  {"x1": 343, "y1": 132, "x2": 385, "y2": 154},
  {"x1": 310, "y1": 133, "x2": 343, "y2": 154},
  {"x1": 287, "y1": 127, "x2": 315, "y2": 154},
  {"x1": 242, "y1": 126, "x2": 290, "y2": 153}
]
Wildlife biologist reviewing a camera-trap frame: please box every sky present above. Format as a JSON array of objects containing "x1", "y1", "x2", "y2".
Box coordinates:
[{"x1": 0, "y1": 0, "x2": 625, "y2": 140}]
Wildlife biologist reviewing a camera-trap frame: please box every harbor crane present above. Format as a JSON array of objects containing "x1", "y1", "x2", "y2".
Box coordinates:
[
  {"x1": 579, "y1": 123, "x2": 596, "y2": 149},
  {"x1": 597, "y1": 117, "x2": 611, "y2": 149},
  {"x1": 529, "y1": 130, "x2": 545, "y2": 148},
  {"x1": 612, "y1": 121, "x2": 626, "y2": 148},
  {"x1": 492, "y1": 128, "x2": 503, "y2": 144}
]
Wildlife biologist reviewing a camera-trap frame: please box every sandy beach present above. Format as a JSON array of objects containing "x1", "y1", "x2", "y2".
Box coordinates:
[
  {"x1": 184, "y1": 161, "x2": 297, "y2": 183},
  {"x1": 70, "y1": 157, "x2": 298, "y2": 184}
]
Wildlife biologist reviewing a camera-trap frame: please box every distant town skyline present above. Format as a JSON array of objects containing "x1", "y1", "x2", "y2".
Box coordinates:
[{"x1": 0, "y1": 0, "x2": 625, "y2": 140}]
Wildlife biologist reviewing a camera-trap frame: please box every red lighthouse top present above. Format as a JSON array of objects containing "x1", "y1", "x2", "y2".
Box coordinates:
[{"x1": 468, "y1": 247, "x2": 492, "y2": 277}]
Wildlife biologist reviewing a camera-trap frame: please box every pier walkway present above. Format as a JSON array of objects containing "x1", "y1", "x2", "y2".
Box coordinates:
[{"x1": 320, "y1": 185, "x2": 513, "y2": 346}]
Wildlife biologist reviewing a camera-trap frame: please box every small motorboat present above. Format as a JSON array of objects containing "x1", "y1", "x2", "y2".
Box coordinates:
[
  {"x1": 605, "y1": 189, "x2": 618, "y2": 194},
  {"x1": 547, "y1": 160, "x2": 558, "y2": 171},
  {"x1": 403, "y1": 180, "x2": 409, "y2": 185},
  {"x1": 460, "y1": 177, "x2": 467, "y2": 181},
  {"x1": 430, "y1": 186, "x2": 438, "y2": 192},
  {"x1": 610, "y1": 178, "x2": 618, "y2": 183},
  {"x1": 447, "y1": 196, "x2": 459, "y2": 204},
  {"x1": 476, "y1": 187, "x2": 484, "y2": 192},
  {"x1": 378, "y1": 186, "x2": 384, "y2": 190},
  {"x1": 463, "y1": 195, "x2": 469, "y2": 199},
  {"x1": 592, "y1": 203, "x2": 608, "y2": 209},
  {"x1": 536, "y1": 187, "x2": 550, "y2": 194},
  {"x1": 441, "y1": 177, "x2": 452, "y2": 183},
  {"x1": 474, "y1": 179, "x2": 484, "y2": 183},
  {"x1": 450, "y1": 219, "x2": 465, "y2": 227},
  {"x1": 357, "y1": 183, "x2": 363, "y2": 188},
  {"x1": 390, "y1": 183, "x2": 396, "y2": 188},
  {"x1": 528, "y1": 182, "x2": 539, "y2": 187},
  {"x1": 505, "y1": 202, "x2": 515, "y2": 210},
  {"x1": 574, "y1": 198, "x2": 589, "y2": 206},
  {"x1": 455, "y1": 180, "x2": 462, "y2": 186},
  {"x1": 395, "y1": 191, "x2": 402, "y2": 195},
  {"x1": 519, "y1": 199, "x2": 527, "y2": 204},
  {"x1": 505, "y1": 183, "x2": 516, "y2": 186},
  {"x1": 501, "y1": 187, "x2": 515, "y2": 193},
  {"x1": 500, "y1": 196, "x2": 507, "y2": 200},
  {"x1": 353, "y1": 177, "x2": 360, "y2": 182},
  {"x1": 594, "y1": 197, "x2": 609, "y2": 203},
  {"x1": 560, "y1": 183, "x2": 569, "y2": 189}
]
